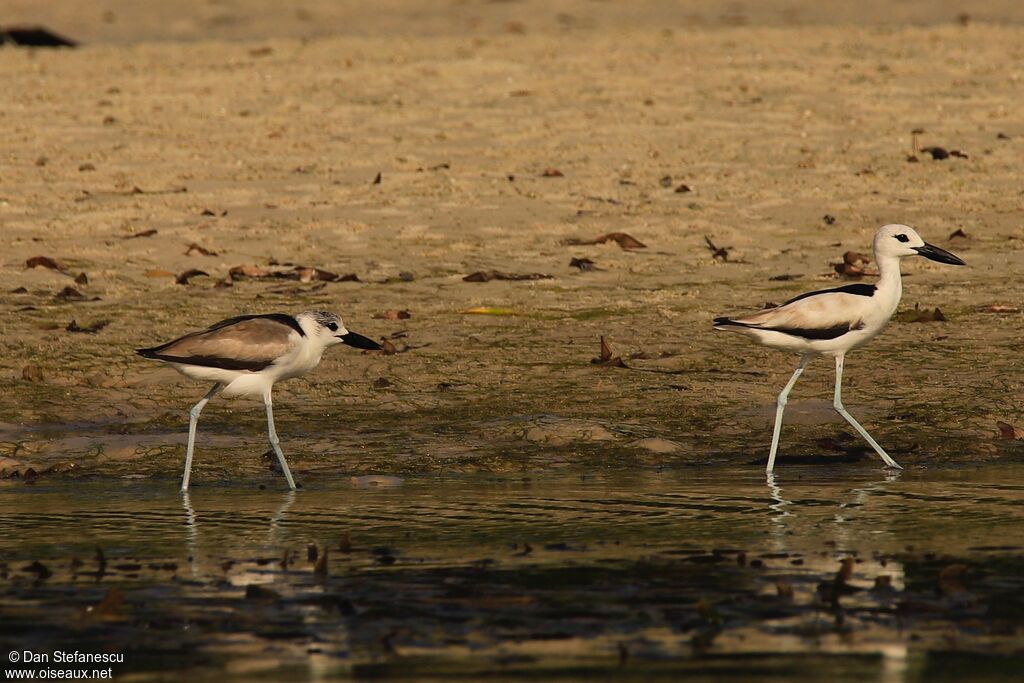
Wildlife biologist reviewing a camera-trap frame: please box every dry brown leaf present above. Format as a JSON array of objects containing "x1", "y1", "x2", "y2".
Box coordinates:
[
  {"x1": 185, "y1": 242, "x2": 218, "y2": 256},
  {"x1": 54, "y1": 286, "x2": 93, "y2": 301},
  {"x1": 540, "y1": 167, "x2": 563, "y2": 177},
  {"x1": 175, "y1": 269, "x2": 209, "y2": 285},
  {"x1": 380, "y1": 339, "x2": 398, "y2": 355},
  {"x1": 463, "y1": 270, "x2": 553, "y2": 282},
  {"x1": 704, "y1": 236, "x2": 731, "y2": 261},
  {"x1": 895, "y1": 305, "x2": 946, "y2": 323},
  {"x1": 563, "y1": 232, "x2": 647, "y2": 250},
  {"x1": 294, "y1": 266, "x2": 339, "y2": 283},
  {"x1": 591, "y1": 336, "x2": 627, "y2": 368},
  {"x1": 843, "y1": 251, "x2": 871, "y2": 267},
  {"x1": 229, "y1": 264, "x2": 271, "y2": 279},
  {"x1": 21, "y1": 365, "x2": 44, "y2": 383},
  {"x1": 25, "y1": 256, "x2": 65, "y2": 272},
  {"x1": 569, "y1": 257, "x2": 597, "y2": 271},
  {"x1": 374, "y1": 310, "x2": 411, "y2": 320},
  {"x1": 67, "y1": 319, "x2": 110, "y2": 334},
  {"x1": 124, "y1": 229, "x2": 157, "y2": 239},
  {"x1": 996, "y1": 421, "x2": 1024, "y2": 440}
]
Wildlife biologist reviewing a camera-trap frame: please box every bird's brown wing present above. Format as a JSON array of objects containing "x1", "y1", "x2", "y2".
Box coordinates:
[
  {"x1": 726, "y1": 291, "x2": 873, "y2": 337},
  {"x1": 138, "y1": 316, "x2": 299, "y2": 371}
]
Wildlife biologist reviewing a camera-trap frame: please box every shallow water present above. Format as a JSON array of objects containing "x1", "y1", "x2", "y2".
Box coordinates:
[{"x1": 2, "y1": 466, "x2": 1023, "y2": 681}]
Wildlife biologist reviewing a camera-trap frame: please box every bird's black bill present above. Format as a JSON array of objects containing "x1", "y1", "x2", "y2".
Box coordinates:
[
  {"x1": 339, "y1": 331, "x2": 383, "y2": 350},
  {"x1": 913, "y1": 243, "x2": 965, "y2": 266}
]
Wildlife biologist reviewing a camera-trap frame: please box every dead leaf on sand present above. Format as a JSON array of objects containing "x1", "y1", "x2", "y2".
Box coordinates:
[
  {"x1": 1, "y1": 26, "x2": 77, "y2": 47},
  {"x1": 123, "y1": 229, "x2": 157, "y2": 239},
  {"x1": 996, "y1": 421, "x2": 1024, "y2": 440},
  {"x1": 55, "y1": 286, "x2": 98, "y2": 301},
  {"x1": 21, "y1": 364, "x2": 44, "y2": 383},
  {"x1": 540, "y1": 167, "x2": 564, "y2": 177},
  {"x1": 175, "y1": 269, "x2": 209, "y2": 285},
  {"x1": 374, "y1": 310, "x2": 411, "y2": 320},
  {"x1": 977, "y1": 304, "x2": 1021, "y2": 314},
  {"x1": 185, "y1": 242, "x2": 218, "y2": 256},
  {"x1": 229, "y1": 264, "x2": 271, "y2": 279},
  {"x1": 704, "y1": 235, "x2": 732, "y2": 261},
  {"x1": 267, "y1": 282, "x2": 328, "y2": 296},
  {"x1": 67, "y1": 319, "x2": 110, "y2": 334},
  {"x1": 563, "y1": 232, "x2": 647, "y2": 250},
  {"x1": 895, "y1": 305, "x2": 946, "y2": 323},
  {"x1": 380, "y1": 339, "x2": 398, "y2": 355},
  {"x1": 591, "y1": 336, "x2": 627, "y2": 368},
  {"x1": 948, "y1": 228, "x2": 969, "y2": 240},
  {"x1": 569, "y1": 257, "x2": 598, "y2": 271},
  {"x1": 295, "y1": 266, "x2": 343, "y2": 283},
  {"x1": 25, "y1": 256, "x2": 65, "y2": 272},
  {"x1": 463, "y1": 271, "x2": 553, "y2": 282},
  {"x1": 74, "y1": 272, "x2": 88, "y2": 285},
  {"x1": 229, "y1": 264, "x2": 359, "y2": 283},
  {"x1": 833, "y1": 250, "x2": 876, "y2": 278}
]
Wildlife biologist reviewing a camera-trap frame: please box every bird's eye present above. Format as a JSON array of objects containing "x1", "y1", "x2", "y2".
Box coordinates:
[
  {"x1": 894, "y1": 234, "x2": 909, "y2": 243},
  {"x1": 326, "y1": 322, "x2": 338, "y2": 332}
]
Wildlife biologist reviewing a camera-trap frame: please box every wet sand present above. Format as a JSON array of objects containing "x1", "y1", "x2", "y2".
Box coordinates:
[{"x1": 2, "y1": 4, "x2": 1023, "y2": 482}]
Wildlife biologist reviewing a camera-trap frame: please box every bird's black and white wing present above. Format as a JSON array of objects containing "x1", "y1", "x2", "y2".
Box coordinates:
[
  {"x1": 715, "y1": 285, "x2": 876, "y2": 340},
  {"x1": 136, "y1": 314, "x2": 303, "y2": 371}
]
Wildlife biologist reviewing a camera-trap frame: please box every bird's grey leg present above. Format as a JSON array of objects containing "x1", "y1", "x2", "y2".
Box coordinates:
[
  {"x1": 264, "y1": 391, "x2": 297, "y2": 490},
  {"x1": 767, "y1": 356, "x2": 811, "y2": 474},
  {"x1": 833, "y1": 354, "x2": 902, "y2": 469},
  {"x1": 182, "y1": 382, "x2": 222, "y2": 492}
]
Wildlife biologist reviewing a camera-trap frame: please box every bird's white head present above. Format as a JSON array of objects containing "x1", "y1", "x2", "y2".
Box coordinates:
[
  {"x1": 873, "y1": 224, "x2": 966, "y2": 266},
  {"x1": 297, "y1": 311, "x2": 383, "y2": 350}
]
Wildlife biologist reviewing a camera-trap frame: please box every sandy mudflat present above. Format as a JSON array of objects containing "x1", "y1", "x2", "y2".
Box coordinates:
[{"x1": 1, "y1": 1, "x2": 1023, "y2": 482}]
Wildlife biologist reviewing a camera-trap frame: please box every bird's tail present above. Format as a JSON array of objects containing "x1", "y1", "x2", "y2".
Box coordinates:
[{"x1": 713, "y1": 316, "x2": 751, "y2": 331}]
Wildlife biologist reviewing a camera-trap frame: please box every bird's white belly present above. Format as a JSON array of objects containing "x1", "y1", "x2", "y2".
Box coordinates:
[{"x1": 166, "y1": 346, "x2": 324, "y2": 399}]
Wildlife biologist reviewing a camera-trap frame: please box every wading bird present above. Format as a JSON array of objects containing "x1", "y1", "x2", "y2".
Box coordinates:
[
  {"x1": 714, "y1": 224, "x2": 965, "y2": 474},
  {"x1": 137, "y1": 311, "x2": 382, "y2": 491}
]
